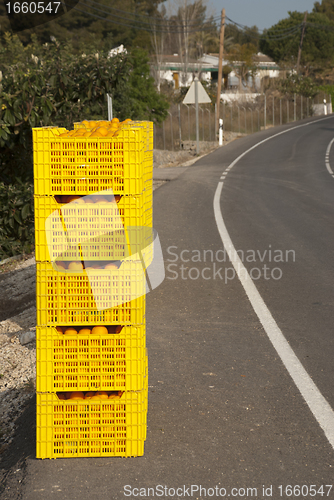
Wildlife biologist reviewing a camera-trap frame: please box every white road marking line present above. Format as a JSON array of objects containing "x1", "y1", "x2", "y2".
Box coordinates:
[
  {"x1": 213, "y1": 116, "x2": 334, "y2": 449},
  {"x1": 325, "y1": 138, "x2": 334, "y2": 178}
]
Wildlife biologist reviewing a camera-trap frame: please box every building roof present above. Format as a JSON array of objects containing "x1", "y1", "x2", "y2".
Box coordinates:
[{"x1": 151, "y1": 52, "x2": 280, "y2": 72}]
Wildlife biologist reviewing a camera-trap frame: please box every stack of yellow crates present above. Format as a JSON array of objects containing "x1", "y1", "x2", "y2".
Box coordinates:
[{"x1": 33, "y1": 120, "x2": 153, "y2": 458}]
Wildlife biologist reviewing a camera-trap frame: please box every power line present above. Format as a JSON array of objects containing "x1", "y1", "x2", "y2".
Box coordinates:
[
  {"x1": 62, "y1": 2, "x2": 334, "y2": 39},
  {"x1": 225, "y1": 16, "x2": 303, "y2": 40},
  {"x1": 83, "y1": 0, "x2": 220, "y2": 27},
  {"x1": 67, "y1": 0, "x2": 221, "y2": 33}
]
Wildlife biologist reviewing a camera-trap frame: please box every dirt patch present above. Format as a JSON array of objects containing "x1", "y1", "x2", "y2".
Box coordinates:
[
  {"x1": 0, "y1": 255, "x2": 37, "y2": 458},
  {"x1": 153, "y1": 134, "x2": 240, "y2": 170}
]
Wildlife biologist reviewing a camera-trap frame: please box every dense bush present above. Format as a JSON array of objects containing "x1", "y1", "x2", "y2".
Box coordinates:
[
  {"x1": 0, "y1": 36, "x2": 169, "y2": 183},
  {"x1": 0, "y1": 36, "x2": 169, "y2": 258},
  {"x1": 0, "y1": 180, "x2": 34, "y2": 259}
]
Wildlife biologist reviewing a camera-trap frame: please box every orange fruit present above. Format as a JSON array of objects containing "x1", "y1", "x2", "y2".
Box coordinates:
[
  {"x1": 83, "y1": 131, "x2": 91, "y2": 137},
  {"x1": 108, "y1": 392, "x2": 120, "y2": 399},
  {"x1": 111, "y1": 117, "x2": 119, "y2": 123},
  {"x1": 89, "y1": 131, "x2": 101, "y2": 138},
  {"x1": 90, "y1": 195, "x2": 101, "y2": 202},
  {"x1": 56, "y1": 262, "x2": 66, "y2": 271},
  {"x1": 69, "y1": 391, "x2": 84, "y2": 400},
  {"x1": 91, "y1": 264, "x2": 102, "y2": 269},
  {"x1": 88, "y1": 120, "x2": 97, "y2": 128},
  {"x1": 107, "y1": 325, "x2": 123, "y2": 334},
  {"x1": 78, "y1": 327, "x2": 91, "y2": 335},
  {"x1": 104, "y1": 263, "x2": 118, "y2": 270},
  {"x1": 82, "y1": 195, "x2": 94, "y2": 204},
  {"x1": 64, "y1": 327, "x2": 77, "y2": 335},
  {"x1": 66, "y1": 195, "x2": 81, "y2": 203},
  {"x1": 97, "y1": 126, "x2": 108, "y2": 136},
  {"x1": 106, "y1": 131, "x2": 115, "y2": 138},
  {"x1": 73, "y1": 197, "x2": 86, "y2": 204},
  {"x1": 95, "y1": 391, "x2": 109, "y2": 399},
  {"x1": 91, "y1": 326, "x2": 108, "y2": 335},
  {"x1": 68, "y1": 261, "x2": 84, "y2": 271},
  {"x1": 84, "y1": 392, "x2": 95, "y2": 399}
]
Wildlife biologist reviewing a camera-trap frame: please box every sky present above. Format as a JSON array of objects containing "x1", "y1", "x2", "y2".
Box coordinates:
[{"x1": 206, "y1": 0, "x2": 317, "y2": 31}]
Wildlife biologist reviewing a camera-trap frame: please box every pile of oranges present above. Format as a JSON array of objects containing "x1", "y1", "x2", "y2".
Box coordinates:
[
  {"x1": 58, "y1": 194, "x2": 121, "y2": 204},
  {"x1": 55, "y1": 325, "x2": 123, "y2": 334},
  {"x1": 55, "y1": 261, "x2": 119, "y2": 271},
  {"x1": 58, "y1": 117, "x2": 132, "y2": 138},
  {"x1": 57, "y1": 391, "x2": 123, "y2": 400}
]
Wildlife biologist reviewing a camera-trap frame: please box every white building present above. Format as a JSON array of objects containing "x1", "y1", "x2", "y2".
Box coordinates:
[{"x1": 152, "y1": 52, "x2": 281, "y2": 91}]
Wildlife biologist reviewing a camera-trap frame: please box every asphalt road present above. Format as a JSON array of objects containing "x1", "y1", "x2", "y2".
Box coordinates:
[{"x1": 2, "y1": 116, "x2": 334, "y2": 499}]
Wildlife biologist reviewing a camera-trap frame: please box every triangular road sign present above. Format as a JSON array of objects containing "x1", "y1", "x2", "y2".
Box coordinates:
[{"x1": 183, "y1": 80, "x2": 211, "y2": 104}]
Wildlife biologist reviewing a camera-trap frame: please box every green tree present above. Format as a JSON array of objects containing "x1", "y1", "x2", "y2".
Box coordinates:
[
  {"x1": 118, "y1": 48, "x2": 169, "y2": 121},
  {"x1": 313, "y1": 0, "x2": 334, "y2": 21},
  {"x1": 259, "y1": 11, "x2": 334, "y2": 75},
  {"x1": 0, "y1": 0, "x2": 166, "y2": 52},
  {"x1": 278, "y1": 73, "x2": 319, "y2": 98},
  {"x1": 227, "y1": 43, "x2": 258, "y2": 90},
  {"x1": 225, "y1": 24, "x2": 260, "y2": 52},
  {"x1": 0, "y1": 40, "x2": 168, "y2": 183}
]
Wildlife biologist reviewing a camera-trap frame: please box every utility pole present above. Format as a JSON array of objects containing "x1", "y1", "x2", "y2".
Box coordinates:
[
  {"x1": 216, "y1": 8, "x2": 225, "y2": 138},
  {"x1": 297, "y1": 11, "x2": 308, "y2": 74}
]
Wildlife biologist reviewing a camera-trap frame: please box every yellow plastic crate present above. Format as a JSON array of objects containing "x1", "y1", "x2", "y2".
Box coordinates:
[
  {"x1": 73, "y1": 121, "x2": 153, "y2": 152},
  {"x1": 144, "y1": 352, "x2": 148, "y2": 441},
  {"x1": 33, "y1": 127, "x2": 151, "y2": 196},
  {"x1": 34, "y1": 195, "x2": 153, "y2": 262},
  {"x1": 132, "y1": 121, "x2": 153, "y2": 151},
  {"x1": 36, "y1": 390, "x2": 147, "y2": 458},
  {"x1": 36, "y1": 325, "x2": 147, "y2": 393},
  {"x1": 36, "y1": 261, "x2": 146, "y2": 326}
]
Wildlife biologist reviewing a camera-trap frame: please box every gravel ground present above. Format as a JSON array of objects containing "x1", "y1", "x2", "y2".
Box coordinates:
[
  {"x1": 0, "y1": 134, "x2": 240, "y2": 456},
  {"x1": 153, "y1": 134, "x2": 239, "y2": 169},
  {"x1": 0, "y1": 257, "x2": 37, "y2": 455}
]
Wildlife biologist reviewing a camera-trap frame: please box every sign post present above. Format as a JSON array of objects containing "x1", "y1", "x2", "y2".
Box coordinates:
[
  {"x1": 219, "y1": 119, "x2": 223, "y2": 146},
  {"x1": 183, "y1": 77, "x2": 211, "y2": 155}
]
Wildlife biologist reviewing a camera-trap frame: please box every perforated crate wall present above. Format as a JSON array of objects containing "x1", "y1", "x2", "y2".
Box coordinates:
[
  {"x1": 36, "y1": 390, "x2": 147, "y2": 458},
  {"x1": 33, "y1": 127, "x2": 152, "y2": 196},
  {"x1": 36, "y1": 325, "x2": 147, "y2": 393},
  {"x1": 73, "y1": 121, "x2": 153, "y2": 152},
  {"x1": 34, "y1": 195, "x2": 154, "y2": 262},
  {"x1": 36, "y1": 262, "x2": 146, "y2": 326}
]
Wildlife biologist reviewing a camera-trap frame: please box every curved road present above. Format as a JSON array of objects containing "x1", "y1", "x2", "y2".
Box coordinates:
[{"x1": 3, "y1": 116, "x2": 334, "y2": 499}]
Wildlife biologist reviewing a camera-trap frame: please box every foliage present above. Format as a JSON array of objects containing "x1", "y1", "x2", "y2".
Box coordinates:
[
  {"x1": 227, "y1": 43, "x2": 258, "y2": 90},
  {"x1": 225, "y1": 24, "x2": 260, "y2": 52},
  {"x1": 0, "y1": 180, "x2": 34, "y2": 259},
  {"x1": 0, "y1": 37, "x2": 168, "y2": 183},
  {"x1": 0, "y1": 0, "x2": 166, "y2": 52},
  {"x1": 277, "y1": 73, "x2": 319, "y2": 98},
  {"x1": 120, "y1": 48, "x2": 169, "y2": 122},
  {"x1": 317, "y1": 84, "x2": 334, "y2": 110},
  {"x1": 313, "y1": 0, "x2": 334, "y2": 21},
  {"x1": 259, "y1": 11, "x2": 334, "y2": 74}
]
